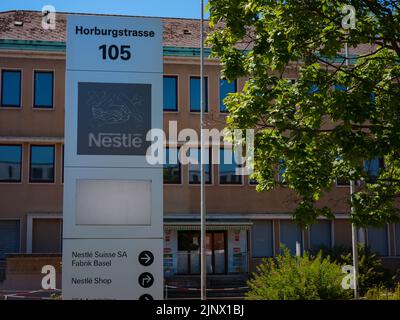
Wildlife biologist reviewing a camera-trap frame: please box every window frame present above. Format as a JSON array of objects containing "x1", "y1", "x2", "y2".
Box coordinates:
[
  {"x1": 1, "y1": 69, "x2": 22, "y2": 108},
  {"x1": 219, "y1": 78, "x2": 237, "y2": 113},
  {"x1": 0, "y1": 144, "x2": 23, "y2": 183},
  {"x1": 29, "y1": 144, "x2": 56, "y2": 184},
  {"x1": 189, "y1": 75, "x2": 209, "y2": 113},
  {"x1": 163, "y1": 75, "x2": 179, "y2": 112},
  {"x1": 33, "y1": 70, "x2": 54, "y2": 109}
]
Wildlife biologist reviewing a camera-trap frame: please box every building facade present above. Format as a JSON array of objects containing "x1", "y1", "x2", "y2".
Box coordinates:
[{"x1": 0, "y1": 11, "x2": 399, "y2": 287}]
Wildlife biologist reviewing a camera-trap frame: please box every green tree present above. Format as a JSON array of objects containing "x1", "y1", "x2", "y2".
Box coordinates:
[
  {"x1": 207, "y1": 0, "x2": 400, "y2": 227},
  {"x1": 246, "y1": 249, "x2": 351, "y2": 300}
]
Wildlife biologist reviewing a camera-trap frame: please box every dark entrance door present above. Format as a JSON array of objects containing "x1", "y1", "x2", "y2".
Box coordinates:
[{"x1": 177, "y1": 231, "x2": 227, "y2": 275}]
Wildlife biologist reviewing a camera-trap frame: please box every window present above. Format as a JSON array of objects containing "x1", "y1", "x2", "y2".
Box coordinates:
[
  {"x1": 0, "y1": 145, "x2": 22, "y2": 182},
  {"x1": 249, "y1": 178, "x2": 258, "y2": 185},
  {"x1": 309, "y1": 221, "x2": 331, "y2": 251},
  {"x1": 396, "y1": 224, "x2": 400, "y2": 256},
  {"x1": 188, "y1": 148, "x2": 212, "y2": 184},
  {"x1": 30, "y1": 145, "x2": 55, "y2": 183},
  {"x1": 62, "y1": 145, "x2": 64, "y2": 183},
  {"x1": 34, "y1": 71, "x2": 54, "y2": 108},
  {"x1": 336, "y1": 178, "x2": 350, "y2": 186},
  {"x1": 220, "y1": 79, "x2": 236, "y2": 112},
  {"x1": 309, "y1": 84, "x2": 319, "y2": 94},
  {"x1": 219, "y1": 149, "x2": 242, "y2": 184},
  {"x1": 1, "y1": 70, "x2": 21, "y2": 107},
  {"x1": 367, "y1": 226, "x2": 388, "y2": 256},
  {"x1": 278, "y1": 159, "x2": 286, "y2": 183},
  {"x1": 0, "y1": 220, "x2": 20, "y2": 260},
  {"x1": 32, "y1": 219, "x2": 62, "y2": 253},
  {"x1": 190, "y1": 76, "x2": 208, "y2": 112},
  {"x1": 163, "y1": 76, "x2": 178, "y2": 111},
  {"x1": 364, "y1": 157, "x2": 384, "y2": 182},
  {"x1": 280, "y1": 220, "x2": 303, "y2": 255},
  {"x1": 252, "y1": 221, "x2": 274, "y2": 257},
  {"x1": 163, "y1": 147, "x2": 181, "y2": 184}
]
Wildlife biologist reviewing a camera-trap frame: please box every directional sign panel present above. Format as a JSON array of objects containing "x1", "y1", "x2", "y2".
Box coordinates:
[
  {"x1": 62, "y1": 15, "x2": 163, "y2": 300},
  {"x1": 62, "y1": 239, "x2": 162, "y2": 300}
]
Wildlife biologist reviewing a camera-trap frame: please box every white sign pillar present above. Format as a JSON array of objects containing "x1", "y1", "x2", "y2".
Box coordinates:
[{"x1": 62, "y1": 15, "x2": 163, "y2": 300}]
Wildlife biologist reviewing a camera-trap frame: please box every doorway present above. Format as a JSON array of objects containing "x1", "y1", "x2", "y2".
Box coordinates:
[{"x1": 177, "y1": 231, "x2": 227, "y2": 275}]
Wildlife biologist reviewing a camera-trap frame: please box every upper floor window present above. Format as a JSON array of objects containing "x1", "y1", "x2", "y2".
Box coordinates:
[
  {"x1": 188, "y1": 148, "x2": 212, "y2": 184},
  {"x1": 219, "y1": 149, "x2": 242, "y2": 184},
  {"x1": 0, "y1": 145, "x2": 22, "y2": 182},
  {"x1": 30, "y1": 145, "x2": 55, "y2": 183},
  {"x1": 163, "y1": 147, "x2": 181, "y2": 184},
  {"x1": 219, "y1": 79, "x2": 236, "y2": 112},
  {"x1": 1, "y1": 70, "x2": 21, "y2": 107},
  {"x1": 163, "y1": 76, "x2": 178, "y2": 111},
  {"x1": 190, "y1": 76, "x2": 208, "y2": 112},
  {"x1": 364, "y1": 157, "x2": 384, "y2": 182},
  {"x1": 278, "y1": 159, "x2": 286, "y2": 184},
  {"x1": 34, "y1": 71, "x2": 54, "y2": 108}
]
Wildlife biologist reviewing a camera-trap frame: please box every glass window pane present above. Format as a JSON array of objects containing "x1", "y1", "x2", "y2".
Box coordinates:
[
  {"x1": 0, "y1": 220, "x2": 20, "y2": 260},
  {"x1": 367, "y1": 226, "x2": 388, "y2": 256},
  {"x1": 188, "y1": 148, "x2": 211, "y2": 184},
  {"x1": 252, "y1": 221, "x2": 273, "y2": 257},
  {"x1": 219, "y1": 149, "x2": 242, "y2": 184},
  {"x1": 190, "y1": 77, "x2": 208, "y2": 112},
  {"x1": 163, "y1": 147, "x2": 181, "y2": 184},
  {"x1": 396, "y1": 224, "x2": 400, "y2": 256},
  {"x1": 280, "y1": 220, "x2": 302, "y2": 255},
  {"x1": 364, "y1": 157, "x2": 382, "y2": 181},
  {"x1": 220, "y1": 79, "x2": 236, "y2": 112},
  {"x1": 0, "y1": 145, "x2": 22, "y2": 182},
  {"x1": 1, "y1": 70, "x2": 21, "y2": 107},
  {"x1": 34, "y1": 71, "x2": 53, "y2": 108},
  {"x1": 163, "y1": 76, "x2": 177, "y2": 111},
  {"x1": 309, "y1": 221, "x2": 331, "y2": 251},
  {"x1": 278, "y1": 159, "x2": 286, "y2": 183},
  {"x1": 30, "y1": 145, "x2": 55, "y2": 182}
]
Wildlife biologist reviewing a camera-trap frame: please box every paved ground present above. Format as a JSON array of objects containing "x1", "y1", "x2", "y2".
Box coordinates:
[{"x1": 0, "y1": 289, "x2": 61, "y2": 300}]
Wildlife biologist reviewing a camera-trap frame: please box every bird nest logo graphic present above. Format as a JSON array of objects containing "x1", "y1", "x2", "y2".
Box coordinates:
[{"x1": 87, "y1": 90, "x2": 144, "y2": 127}]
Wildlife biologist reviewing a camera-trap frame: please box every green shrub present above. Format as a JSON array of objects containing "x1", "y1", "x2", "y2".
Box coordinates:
[
  {"x1": 314, "y1": 244, "x2": 393, "y2": 295},
  {"x1": 364, "y1": 283, "x2": 400, "y2": 300},
  {"x1": 246, "y1": 248, "x2": 352, "y2": 300}
]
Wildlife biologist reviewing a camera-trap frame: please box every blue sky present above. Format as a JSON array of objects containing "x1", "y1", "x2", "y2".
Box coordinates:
[{"x1": 0, "y1": 0, "x2": 209, "y2": 19}]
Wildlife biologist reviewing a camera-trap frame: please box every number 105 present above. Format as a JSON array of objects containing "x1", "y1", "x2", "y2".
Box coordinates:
[{"x1": 99, "y1": 44, "x2": 131, "y2": 60}]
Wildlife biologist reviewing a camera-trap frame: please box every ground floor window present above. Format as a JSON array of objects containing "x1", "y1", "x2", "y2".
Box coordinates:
[
  {"x1": 396, "y1": 224, "x2": 400, "y2": 256},
  {"x1": 252, "y1": 221, "x2": 273, "y2": 258},
  {"x1": 32, "y1": 218, "x2": 62, "y2": 253},
  {"x1": 367, "y1": 226, "x2": 388, "y2": 256},
  {"x1": 280, "y1": 220, "x2": 303, "y2": 255},
  {"x1": 309, "y1": 221, "x2": 332, "y2": 252},
  {"x1": 0, "y1": 220, "x2": 20, "y2": 259}
]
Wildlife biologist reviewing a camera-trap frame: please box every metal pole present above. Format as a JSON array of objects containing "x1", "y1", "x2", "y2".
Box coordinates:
[
  {"x1": 200, "y1": 0, "x2": 207, "y2": 301},
  {"x1": 350, "y1": 180, "x2": 359, "y2": 299},
  {"x1": 345, "y1": 40, "x2": 359, "y2": 300}
]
